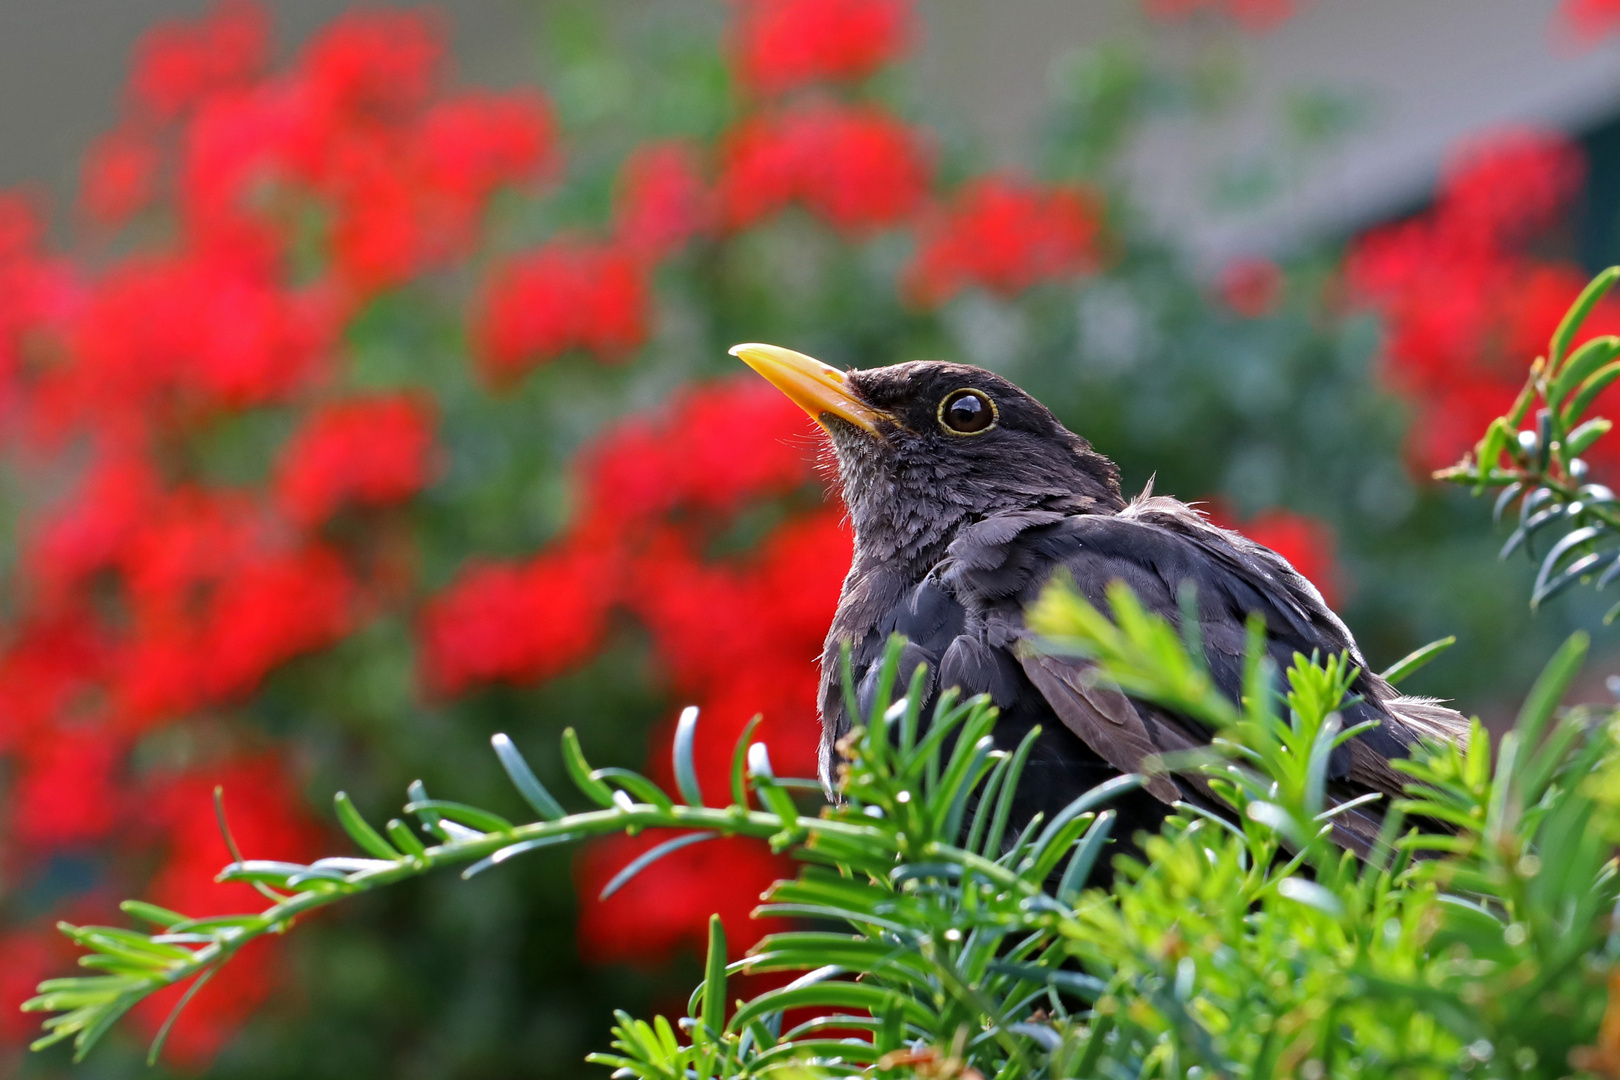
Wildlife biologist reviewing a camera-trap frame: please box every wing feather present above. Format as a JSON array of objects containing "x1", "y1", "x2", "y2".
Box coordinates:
[{"x1": 1016, "y1": 650, "x2": 1185, "y2": 803}]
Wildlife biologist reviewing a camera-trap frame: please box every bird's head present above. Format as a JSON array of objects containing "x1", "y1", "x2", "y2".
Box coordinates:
[{"x1": 732, "y1": 343, "x2": 1124, "y2": 566}]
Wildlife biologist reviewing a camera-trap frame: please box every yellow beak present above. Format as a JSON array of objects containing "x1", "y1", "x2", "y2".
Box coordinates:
[{"x1": 729, "y1": 343, "x2": 887, "y2": 434}]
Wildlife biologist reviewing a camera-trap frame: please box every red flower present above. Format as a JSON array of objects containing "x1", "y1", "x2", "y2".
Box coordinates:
[
  {"x1": 471, "y1": 240, "x2": 650, "y2": 381},
  {"x1": 129, "y1": 0, "x2": 269, "y2": 119},
  {"x1": 28, "y1": 449, "x2": 160, "y2": 604},
  {"x1": 905, "y1": 175, "x2": 1102, "y2": 305},
  {"x1": 65, "y1": 253, "x2": 335, "y2": 414},
  {"x1": 418, "y1": 90, "x2": 555, "y2": 206},
  {"x1": 1224, "y1": 0, "x2": 1296, "y2": 31},
  {"x1": 275, "y1": 395, "x2": 436, "y2": 526},
  {"x1": 177, "y1": 82, "x2": 300, "y2": 253},
  {"x1": 324, "y1": 134, "x2": 424, "y2": 291},
  {"x1": 718, "y1": 103, "x2": 931, "y2": 233},
  {"x1": 201, "y1": 545, "x2": 356, "y2": 699},
  {"x1": 80, "y1": 126, "x2": 161, "y2": 227},
  {"x1": 629, "y1": 509, "x2": 849, "y2": 700},
  {"x1": 0, "y1": 930, "x2": 67, "y2": 1041},
  {"x1": 115, "y1": 627, "x2": 207, "y2": 729},
  {"x1": 568, "y1": 378, "x2": 820, "y2": 542},
  {"x1": 0, "y1": 188, "x2": 43, "y2": 259},
  {"x1": 729, "y1": 0, "x2": 912, "y2": 96},
  {"x1": 69, "y1": 487, "x2": 363, "y2": 723},
  {"x1": 1345, "y1": 128, "x2": 1620, "y2": 478},
  {"x1": 11, "y1": 726, "x2": 124, "y2": 847},
  {"x1": 420, "y1": 542, "x2": 623, "y2": 695},
  {"x1": 299, "y1": 9, "x2": 444, "y2": 119},
  {"x1": 1437, "y1": 128, "x2": 1584, "y2": 244},
  {"x1": 0, "y1": 614, "x2": 107, "y2": 752},
  {"x1": 158, "y1": 6, "x2": 549, "y2": 296},
  {"x1": 1555, "y1": 0, "x2": 1620, "y2": 44},
  {"x1": 1216, "y1": 257, "x2": 1284, "y2": 318},
  {"x1": 614, "y1": 141, "x2": 712, "y2": 262}
]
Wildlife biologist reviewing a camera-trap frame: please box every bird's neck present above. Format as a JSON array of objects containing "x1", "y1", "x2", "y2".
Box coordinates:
[
  {"x1": 837, "y1": 454, "x2": 967, "y2": 575},
  {"x1": 841, "y1": 470, "x2": 1118, "y2": 578}
]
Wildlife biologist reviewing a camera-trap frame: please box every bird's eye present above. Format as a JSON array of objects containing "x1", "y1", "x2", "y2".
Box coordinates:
[{"x1": 938, "y1": 388, "x2": 997, "y2": 435}]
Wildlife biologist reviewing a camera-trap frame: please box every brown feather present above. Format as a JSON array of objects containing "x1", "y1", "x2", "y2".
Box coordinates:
[{"x1": 1016, "y1": 650, "x2": 1186, "y2": 803}]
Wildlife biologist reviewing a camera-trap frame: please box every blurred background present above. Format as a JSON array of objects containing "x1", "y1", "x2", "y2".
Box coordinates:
[{"x1": 0, "y1": 0, "x2": 1617, "y2": 1076}]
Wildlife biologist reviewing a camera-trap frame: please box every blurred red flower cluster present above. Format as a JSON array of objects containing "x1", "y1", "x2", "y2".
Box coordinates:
[
  {"x1": 1557, "y1": 0, "x2": 1620, "y2": 43},
  {"x1": 472, "y1": 240, "x2": 651, "y2": 380},
  {"x1": 729, "y1": 0, "x2": 912, "y2": 96},
  {"x1": 1346, "y1": 128, "x2": 1620, "y2": 478},
  {"x1": 718, "y1": 103, "x2": 932, "y2": 233},
  {"x1": 907, "y1": 175, "x2": 1103, "y2": 305},
  {"x1": 276, "y1": 395, "x2": 436, "y2": 526},
  {"x1": 0, "y1": 1, "x2": 546, "y2": 1062}
]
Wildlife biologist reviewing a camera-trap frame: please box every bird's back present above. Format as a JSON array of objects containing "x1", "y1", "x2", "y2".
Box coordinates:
[{"x1": 821, "y1": 492, "x2": 1469, "y2": 856}]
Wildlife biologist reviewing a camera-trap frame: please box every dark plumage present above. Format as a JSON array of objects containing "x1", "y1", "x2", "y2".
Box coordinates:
[{"x1": 732, "y1": 344, "x2": 1469, "y2": 854}]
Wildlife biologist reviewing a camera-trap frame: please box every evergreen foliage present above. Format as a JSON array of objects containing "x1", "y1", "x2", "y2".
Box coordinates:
[{"x1": 25, "y1": 574, "x2": 1620, "y2": 1079}]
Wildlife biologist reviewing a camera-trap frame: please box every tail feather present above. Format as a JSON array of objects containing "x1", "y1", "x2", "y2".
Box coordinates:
[{"x1": 1387, "y1": 695, "x2": 1471, "y2": 746}]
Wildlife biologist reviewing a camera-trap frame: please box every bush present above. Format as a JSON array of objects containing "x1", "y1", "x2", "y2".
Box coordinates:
[{"x1": 23, "y1": 576, "x2": 1620, "y2": 1079}]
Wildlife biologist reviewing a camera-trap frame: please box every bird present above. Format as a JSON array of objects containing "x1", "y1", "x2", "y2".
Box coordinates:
[{"x1": 730, "y1": 342, "x2": 1469, "y2": 855}]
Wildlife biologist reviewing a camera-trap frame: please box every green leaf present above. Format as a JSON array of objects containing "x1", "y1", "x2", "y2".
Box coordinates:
[
  {"x1": 1531, "y1": 526, "x2": 1610, "y2": 607},
  {"x1": 1275, "y1": 876, "x2": 1345, "y2": 917},
  {"x1": 404, "y1": 780, "x2": 444, "y2": 838},
  {"x1": 730, "y1": 714, "x2": 763, "y2": 809},
  {"x1": 590, "y1": 767, "x2": 675, "y2": 812},
  {"x1": 746, "y1": 745, "x2": 801, "y2": 827},
  {"x1": 729, "y1": 982, "x2": 933, "y2": 1034},
  {"x1": 702, "y1": 914, "x2": 727, "y2": 1039},
  {"x1": 385, "y1": 818, "x2": 426, "y2": 859},
  {"x1": 1550, "y1": 266, "x2": 1620, "y2": 372},
  {"x1": 1378, "y1": 636, "x2": 1456, "y2": 685},
  {"x1": 70, "y1": 996, "x2": 141, "y2": 1063},
  {"x1": 1513, "y1": 631, "x2": 1588, "y2": 749},
  {"x1": 986, "y1": 960, "x2": 1106, "y2": 999},
  {"x1": 1563, "y1": 361, "x2": 1620, "y2": 426},
  {"x1": 1550, "y1": 335, "x2": 1620, "y2": 405},
  {"x1": 491, "y1": 733, "x2": 566, "y2": 820},
  {"x1": 671, "y1": 706, "x2": 705, "y2": 808},
  {"x1": 145, "y1": 968, "x2": 216, "y2": 1066},
  {"x1": 1057, "y1": 809, "x2": 1116, "y2": 903},
  {"x1": 599, "y1": 832, "x2": 718, "y2": 899},
  {"x1": 461, "y1": 833, "x2": 582, "y2": 880},
  {"x1": 1029, "y1": 774, "x2": 1142, "y2": 882},
  {"x1": 561, "y1": 728, "x2": 616, "y2": 807},
  {"x1": 1566, "y1": 417, "x2": 1612, "y2": 457},
  {"x1": 982, "y1": 725, "x2": 1041, "y2": 858},
  {"x1": 400, "y1": 800, "x2": 513, "y2": 836},
  {"x1": 333, "y1": 792, "x2": 401, "y2": 861},
  {"x1": 119, "y1": 901, "x2": 187, "y2": 930},
  {"x1": 1474, "y1": 418, "x2": 1511, "y2": 494}
]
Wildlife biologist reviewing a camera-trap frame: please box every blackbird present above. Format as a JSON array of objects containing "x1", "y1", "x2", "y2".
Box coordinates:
[{"x1": 731, "y1": 342, "x2": 1468, "y2": 854}]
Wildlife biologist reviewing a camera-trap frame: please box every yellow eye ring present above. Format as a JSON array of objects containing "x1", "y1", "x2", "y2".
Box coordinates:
[{"x1": 937, "y1": 388, "x2": 998, "y2": 435}]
